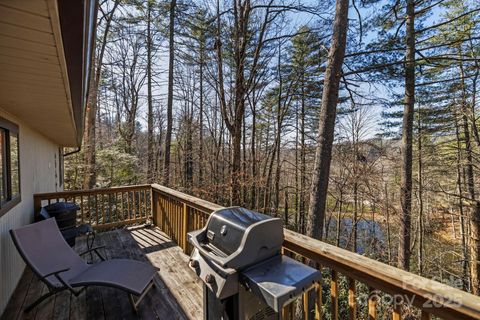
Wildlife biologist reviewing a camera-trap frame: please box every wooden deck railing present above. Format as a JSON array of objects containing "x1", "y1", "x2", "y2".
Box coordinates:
[
  {"x1": 34, "y1": 184, "x2": 480, "y2": 319},
  {"x1": 33, "y1": 184, "x2": 151, "y2": 230},
  {"x1": 150, "y1": 184, "x2": 222, "y2": 252},
  {"x1": 150, "y1": 184, "x2": 480, "y2": 320}
]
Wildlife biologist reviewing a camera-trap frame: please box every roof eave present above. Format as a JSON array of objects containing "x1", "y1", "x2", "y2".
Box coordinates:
[{"x1": 57, "y1": 0, "x2": 98, "y2": 147}]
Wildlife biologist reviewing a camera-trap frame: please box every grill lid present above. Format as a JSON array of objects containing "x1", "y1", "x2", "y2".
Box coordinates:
[
  {"x1": 206, "y1": 207, "x2": 273, "y2": 256},
  {"x1": 188, "y1": 207, "x2": 283, "y2": 270}
]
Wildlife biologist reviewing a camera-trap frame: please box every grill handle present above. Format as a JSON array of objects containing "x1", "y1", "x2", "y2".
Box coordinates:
[{"x1": 188, "y1": 230, "x2": 229, "y2": 268}]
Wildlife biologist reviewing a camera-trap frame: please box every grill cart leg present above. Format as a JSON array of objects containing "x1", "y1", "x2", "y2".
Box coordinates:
[{"x1": 203, "y1": 284, "x2": 239, "y2": 320}]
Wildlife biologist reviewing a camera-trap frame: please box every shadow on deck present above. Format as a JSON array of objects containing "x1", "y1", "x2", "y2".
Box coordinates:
[{"x1": 1, "y1": 226, "x2": 203, "y2": 320}]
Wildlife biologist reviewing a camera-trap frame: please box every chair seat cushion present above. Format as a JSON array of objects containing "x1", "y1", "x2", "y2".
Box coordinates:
[{"x1": 69, "y1": 259, "x2": 159, "y2": 295}]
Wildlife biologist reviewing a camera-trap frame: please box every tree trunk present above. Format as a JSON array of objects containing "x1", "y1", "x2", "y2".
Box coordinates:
[
  {"x1": 463, "y1": 103, "x2": 480, "y2": 295},
  {"x1": 417, "y1": 111, "x2": 424, "y2": 275},
  {"x1": 250, "y1": 93, "x2": 257, "y2": 208},
  {"x1": 385, "y1": 182, "x2": 392, "y2": 264},
  {"x1": 461, "y1": 91, "x2": 480, "y2": 295},
  {"x1": 274, "y1": 45, "x2": 283, "y2": 216},
  {"x1": 306, "y1": 0, "x2": 350, "y2": 241},
  {"x1": 284, "y1": 190, "x2": 289, "y2": 226},
  {"x1": 83, "y1": 0, "x2": 119, "y2": 189},
  {"x1": 146, "y1": 0, "x2": 154, "y2": 183},
  {"x1": 231, "y1": 119, "x2": 243, "y2": 205},
  {"x1": 336, "y1": 190, "x2": 343, "y2": 247},
  {"x1": 353, "y1": 181, "x2": 358, "y2": 253},
  {"x1": 295, "y1": 102, "x2": 299, "y2": 230},
  {"x1": 163, "y1": 0, "x2": 176, "y2": 186},
  {"x1": 458, "y1": 53, "x2": 480, "y2": 294},
  {"x1": 185, "y1": 115, "x2": 194, "y2": 188},
  {"x1": 83, "y1": 76, "x2": 98, "y2": 189},
  {"x1": 242, "y1": 114, "x2": 247, "y2": 206},
  {"x1": 398, "y1": 0, "x2": 415, "y2": 271},
  {"x1": 198, "y1": 35, "x2": 204, "y2": 187},
  {"x1": 300, "y1": 85, "x2": 306, "y2": 233},
  {"x1": 264, "y1": 139, "x2": 277, "y2": 214},
  {"x1": 455, "y1": 107, "x2": 469, "y2": 290}
]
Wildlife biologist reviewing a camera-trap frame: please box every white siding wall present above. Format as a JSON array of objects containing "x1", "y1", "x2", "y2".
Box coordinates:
[{"x1": 0, "y1": 109, "x2": 61, "y2": 315}]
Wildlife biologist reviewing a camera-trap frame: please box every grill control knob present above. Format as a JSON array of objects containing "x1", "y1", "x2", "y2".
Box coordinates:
[
  {"x1": 205, "y1": 274, "x2": 215, "y2": 284},
  {"x1": 220, "y1": 225, "x2": 227, "y2": 236},
  {"x1": 189, "y1": 260, "x2": 199, "y2": 269}
]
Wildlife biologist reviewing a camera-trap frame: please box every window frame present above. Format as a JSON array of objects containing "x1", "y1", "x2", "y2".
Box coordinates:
[
  {"x1": 0, "y1": 117, "x2": 21, "y2": 218},
  {"x1": 58, "y1": 147, "x2": 64, "y2": 188}
]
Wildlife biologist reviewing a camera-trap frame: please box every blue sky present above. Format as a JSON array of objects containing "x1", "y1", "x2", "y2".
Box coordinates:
[{"x1": 115, "y1": 0, "x2": 465, "y2": 139}]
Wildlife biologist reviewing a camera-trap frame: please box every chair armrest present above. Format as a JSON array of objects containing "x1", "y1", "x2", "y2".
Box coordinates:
[
  {"x1": 42, "y1": 268, "x2": 76, "y2": 291},
  {"x1": 41, "y1": 268, "x2": 70, "y2": 280},
  {"x1": 80, "y1": 245, "x2": 106, "y2": 261}
]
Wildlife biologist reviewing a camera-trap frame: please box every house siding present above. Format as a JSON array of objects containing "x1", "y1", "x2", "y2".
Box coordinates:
[{"x1": 0, "y1": 108, "x2": 61, "y2": 315}]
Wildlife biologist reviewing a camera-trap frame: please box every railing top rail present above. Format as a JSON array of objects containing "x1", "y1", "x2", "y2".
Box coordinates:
[
  {"x1": 151, "y1": 184, "x2": 223, "y2": 213},
  {"x1": 33, "y1": 184, "x2": 151, "y2": 198},
  {"x1": 283, "y1": 230, "x2": 480, "y2": 319}
]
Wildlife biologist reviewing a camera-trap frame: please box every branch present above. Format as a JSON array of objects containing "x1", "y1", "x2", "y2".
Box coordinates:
[{"x1": 416, "y1": 8, "x2": 480, "y2": 34}]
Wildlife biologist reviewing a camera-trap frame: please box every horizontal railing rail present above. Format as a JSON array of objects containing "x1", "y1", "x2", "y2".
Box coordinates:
[
  {"x1": 150, "y1": 183, "x2": 480, "y2": 320},
  {"x1": 33, "y1": 184, "x2": 151, "y2": 230}
]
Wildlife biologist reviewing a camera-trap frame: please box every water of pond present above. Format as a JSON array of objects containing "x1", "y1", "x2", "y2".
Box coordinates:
[{"x1": 325, "y1": 218, "x2": 385, "y2": 254}]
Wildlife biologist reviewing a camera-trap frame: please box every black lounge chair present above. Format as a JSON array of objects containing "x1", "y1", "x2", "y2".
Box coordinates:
[{"x1": 10, "y1": 218, "x2": 159, "y2": 313}]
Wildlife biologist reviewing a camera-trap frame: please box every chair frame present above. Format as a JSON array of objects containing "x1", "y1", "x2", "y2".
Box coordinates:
[{"x1": 11, "y1": 229, "x2": 155, "y2": 313}]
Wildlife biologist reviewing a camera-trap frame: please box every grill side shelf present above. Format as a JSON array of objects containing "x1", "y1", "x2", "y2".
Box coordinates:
[{"x1": 241, "y1": 255, "x2": 322, "y2": 313}]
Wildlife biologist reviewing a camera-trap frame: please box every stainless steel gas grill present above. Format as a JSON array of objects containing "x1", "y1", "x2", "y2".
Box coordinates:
[{"x1": 188, "y1": 207, "x2": 322, "y2": 320}]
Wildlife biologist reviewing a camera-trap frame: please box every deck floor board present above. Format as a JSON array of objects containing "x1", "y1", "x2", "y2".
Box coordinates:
[{"x1": 1, "y1": 226, "x2": 203, "y2": 320}]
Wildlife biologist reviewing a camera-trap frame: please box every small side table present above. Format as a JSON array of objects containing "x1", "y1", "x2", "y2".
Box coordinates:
[{"x1": 61, "y1": 224, "x2": 96, "y2": 250}]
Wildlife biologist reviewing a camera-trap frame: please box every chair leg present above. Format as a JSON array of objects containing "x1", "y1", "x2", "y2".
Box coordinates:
[
  {"x1": 24, "y1": 285, "x2": 86, "y2": 313},
  {"x1": 129, "y1": 281, "x2": 155, "y2": 312},
  {"x1": 24, "y1": 290, "x2": 58, "y2": 313}
]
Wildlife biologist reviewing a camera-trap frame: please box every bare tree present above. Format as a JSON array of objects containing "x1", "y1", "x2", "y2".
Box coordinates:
[
  {"x1": 398, "y1": 0, "x2": 415, "y2": 271},
  {"x1": 163, "y1": 0, "x2": 177, "y2": 186},
  {"x1": 83, "y1": 0, "x2": 120, "y2": 189},
  {"x1": 215, "y1": 0, "x2": 275, "y2": 205},
  {"x1": 306, "y1": 0, "x2": 350, "y2": 240},
  {"x1": 147, "y1": 0, "x2": 155, "y2": 183}
]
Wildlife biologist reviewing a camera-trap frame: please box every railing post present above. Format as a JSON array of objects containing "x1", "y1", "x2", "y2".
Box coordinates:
[
  {"x1": 421, "y1": 311, "x2": 431, "y2": 320},
  {"x1": 151, "y1": 188, "x2": 157, "y2": 225},
  {"x1": 314, "y1": 282, "x2": 322, "y2": 320},
  {"x1": 368, "y1": 288, "x2": 377, "y2": 320},
  {"x1": 80, "y1": 195, "x2": 85, "y2": 223},
  {"x1": 33, "y1": 195, "x2": 42, "y2": 221},
  {"x1": 303, "y1": 290, "x2": 309, "y2": 319},
  {"x1": 281, "y1": 303, "x2": 291, "y2": 320},
  {"x1": 331, "y1": 270, "x2": 338, "y2": 320},
  {"x1": 348, "y1": 278, "x2": 356, "y2": 320},
  {"x1": 150, "y1": 186, "x2": 153, "y2": 225},
  {"x1": 183, "y1": 203, "x2": 189, "y2": 253},
  {"x1": 392, "y1": 304, "x2": 401, "y2": 320}
]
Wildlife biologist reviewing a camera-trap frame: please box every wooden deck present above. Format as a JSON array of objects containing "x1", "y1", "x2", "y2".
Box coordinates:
[
  {"x1": 25, "y1": 184, "x2": 480, "y2": 320},
  {"x1": 1, "y1": 225, "x2": 203, "y2": 320}
]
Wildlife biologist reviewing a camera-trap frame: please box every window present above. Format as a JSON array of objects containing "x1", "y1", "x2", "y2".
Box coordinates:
[{"x1": 0, "y1": 117, "x2": 20, "y2": 217}]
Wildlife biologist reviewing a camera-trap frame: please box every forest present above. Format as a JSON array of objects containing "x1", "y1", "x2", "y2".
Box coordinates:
[{"x1": 64, "y1": 0, "x2": 480, "y2": 300}]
